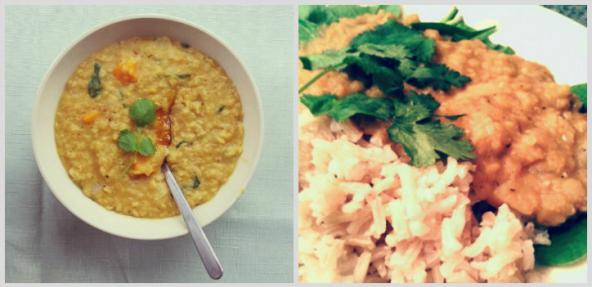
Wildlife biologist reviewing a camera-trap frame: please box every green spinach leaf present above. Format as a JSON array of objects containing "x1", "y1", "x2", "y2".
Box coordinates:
[
  {"x1": 535, "y1": 214, "x2": 587, "y2": 266},
  {"x1": 571, "y1": 83, "x2": 587, "y2": 112},
  {"x1": 410, "y1": 7, "x2": 515, "y2": 55}
]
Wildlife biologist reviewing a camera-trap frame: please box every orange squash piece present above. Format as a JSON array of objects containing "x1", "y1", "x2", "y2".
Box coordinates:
[
  {"x1": 113, "y1": 59, "x2": 138, "y2": 84},
  {"x1": 81, "y1": 110, "x2": 99, "y2": 124}
]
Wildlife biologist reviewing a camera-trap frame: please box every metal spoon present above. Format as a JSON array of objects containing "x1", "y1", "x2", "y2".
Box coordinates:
[{"x1": 161, "y1": 162, "x2": 223, "y2": 280}]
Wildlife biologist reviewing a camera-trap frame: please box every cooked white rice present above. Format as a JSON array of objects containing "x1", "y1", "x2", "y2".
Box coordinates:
[{"x1": 298, "y1": 111, "x2": 537, "y2": 283}]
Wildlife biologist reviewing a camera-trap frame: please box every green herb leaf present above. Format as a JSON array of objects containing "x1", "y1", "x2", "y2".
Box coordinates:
[
  {"x1": 351, "y1": 20, "x2": 435, "y2": 63},
  {"x1": 137, "y1": 136, "x2": 156, "y2": 156},
  {"x1": 411, "y1": 7, "x2": 514, "y2": 55},
  {"x1": 129, "y1": 99, "x2": 156, "y2": 127},
  {"x1": 535, "y1": 214, "x2": 587, "y2": 266},
  {"x1": 301, "y1": 91, "x2": 475, "y2": 167},
  {"x1": 357, "y1": 43, "x2": 411, "y2": 60},
  {"x1": 392, "y1": 91, "x2": 440, "y2": 122},
  {"x1": 300, "y1": 49, "x2": 354, "y2": 70},
  {"x1": 571, "y1": 83, "x2": 587, "y2": 113},
  {"x1": 192, "y1": 176, "x2": 201, "y2": 189},
  {"x1": 88, "y1": 63, "x2": 102, "y2": 98},
  {"x1": 117, "y1": 129, "x2": 137, "y2": 152},
  {"x1": 299, "y1": 18, "x2": 319, "y2": 44},
  {"x1": 344, "y1": 54, "x2": 404, "y2": 95},
  {"x1": 299, "y1": 17, "x2": 470, "y2": 95},
  {"x1": 406, "y1": 63, "x2": 471, "y2": 91},
  {"x1": 440, "y1": 6, "x2": 459, "y2": 22},
  {"x1": 300, "y1": 93, "x2": 394, "y2": 122},
  {"x1": 387, "y1": 92, "x2": 475, "y2": 166}
]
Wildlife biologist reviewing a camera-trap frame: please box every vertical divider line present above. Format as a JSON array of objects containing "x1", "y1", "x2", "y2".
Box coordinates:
[
  {"x1": 0, "y1": 3, "x2": 6, "y2": 283},
  {"x1": 292, "y1": 3, "x2": 299, "y2": 285}
]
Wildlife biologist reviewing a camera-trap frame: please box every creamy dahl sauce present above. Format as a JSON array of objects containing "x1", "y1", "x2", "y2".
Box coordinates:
[
  {"x1": 299, "y1": 13, "x2": 587, "y2": 226},
  {"x1": 55, "y1": 37, "x2": 243, "y2": 218}
]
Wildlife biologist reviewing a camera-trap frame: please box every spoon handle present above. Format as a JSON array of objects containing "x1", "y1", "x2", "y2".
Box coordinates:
[{"x1": 161, "y1": 163, "x2": 224, "y2": 280}]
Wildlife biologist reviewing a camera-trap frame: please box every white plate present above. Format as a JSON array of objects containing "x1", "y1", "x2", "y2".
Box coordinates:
[
  {"x1": 404, "y1": 5, "x2": 587, "y2": 283},
  {"x1": 32, "y1": 15, "x2": 263, "y2": 240}
]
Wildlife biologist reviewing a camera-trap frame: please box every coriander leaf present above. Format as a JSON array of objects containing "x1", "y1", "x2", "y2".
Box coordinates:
[
  {"x1": 357, "y1": 43, "x2": 411, "y2": 60},
  {"x1": 398, "y1": 59, "x2": 417, "y2": 78},
  {"x1": 129, "y1": 99, "x2": 156, "y2": 127},
  {"x1": 419, "y1": 121, "x2": 475, "y2": 160},
  {"x1": 300, "y1": 49, "x2": 354, "y2": 70},
  {"x1": 535, "y1": 214, "x2": 587, "y2": 266},
  {"x1": 88, "y1": 63, "x2": 102, "y2": 98},
  {"x1": 406, "y1": 63, "x2": 471, "y2": 91},
  {"x1": 301, "y1": 93, "x2": 394, "y2": 122},
  {"x1": 351, "y1": 20, "x2": 435, "y2": 63},
  {"x1": 300, "y1": 94, "x2": 337, "y2": 115},
  {"x1": 388, "y1": 120, "x2": 475, "y2": 167},
  {"x1": 388, "y1": 122, "x2": 440, "y2": 166},
  {"x1": 117, "y1": 129, "x2": 137, "y2": 152},
  {"x1": 344, "y1": 54, "x2": 404, "y2": 95},
  {"x1": 299, "y1": 18, "x2": 470, "y2": 95},
  {"x1": 137, "y1": 136, "x2": 156, "y2": 156},
  {"x1": 299, "y1": 18, "x2": 319, "y2": 44},
  {"x1": 387, "y1": 92, "x2": 475, "y2": 166},
  {"x1": 392, "y1": 91, "x2": 440, "y2": 122},
  {"x1": 571, "y1": 83, "x2": 587, "y2": 112}
]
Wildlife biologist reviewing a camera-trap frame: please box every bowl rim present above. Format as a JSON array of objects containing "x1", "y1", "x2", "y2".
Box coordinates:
[{"x1": 31, "y1": 13, "x2": 264, "y2": 240}]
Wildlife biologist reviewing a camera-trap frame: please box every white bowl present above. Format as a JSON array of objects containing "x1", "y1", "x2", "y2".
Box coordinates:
[{"x1": 32, "y1": 15, "x2": 263, "y2": 240}]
